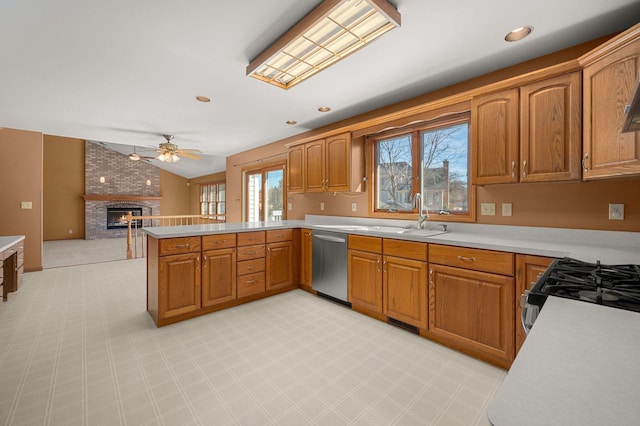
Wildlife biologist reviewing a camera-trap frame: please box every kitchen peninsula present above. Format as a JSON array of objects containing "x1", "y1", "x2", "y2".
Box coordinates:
[
  {"x1": 0, "y1": 235, "x2": 25, "y2": 302},
  {"x1": 144, "y1": 217, "x2": 640, "y2": 369}
]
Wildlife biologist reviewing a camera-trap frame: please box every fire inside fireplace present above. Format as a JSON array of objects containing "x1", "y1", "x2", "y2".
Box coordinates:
[{"x1": 106, "y1": 207, "x2": 143, "y2": 230}]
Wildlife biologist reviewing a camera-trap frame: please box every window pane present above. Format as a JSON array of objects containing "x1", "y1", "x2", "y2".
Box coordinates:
[
  {"x1": 376, "y1": 135, "x2": 413, "y2": 210},
  {"x1": 200, "y1": 202, "x2": 207, "y2": 215},
  {"x1": 200, "y1": 186, "x2": 207, "y2": 202},
  {"x1": 421, "y1": 123, "x2": 469, "y2": 214},
  {"x1": 265, "y1": 169, "x2": 283, "y2": 221},
  {"x1": 217, "y1": 202, "x2": 225, "y2": 215},
  {"x1": 208, "y1": 202, "x2": 216, "y2": 216},
  {"x1": 218, "y1": 184, "x2": 225, "y2": 202},
  {"x1": 247, "y1": 173, "x2": 262, "y2": 222}
]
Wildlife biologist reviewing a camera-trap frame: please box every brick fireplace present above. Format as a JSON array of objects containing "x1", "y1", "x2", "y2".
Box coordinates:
[{"x1": 84, "y1": 141, "x2": 161, "y2": 239}]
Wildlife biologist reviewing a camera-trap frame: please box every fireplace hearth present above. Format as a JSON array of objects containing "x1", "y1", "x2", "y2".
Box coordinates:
[{"x1": 107, "y1": 207, "x2": 142, "y2": 229}]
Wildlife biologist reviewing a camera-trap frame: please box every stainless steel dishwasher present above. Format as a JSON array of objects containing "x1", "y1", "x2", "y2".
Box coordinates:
[{"x1": 312, "y1": 230, "x2": 349, "y2": 304}]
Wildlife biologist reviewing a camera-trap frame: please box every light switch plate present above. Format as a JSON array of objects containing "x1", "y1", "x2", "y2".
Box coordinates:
[
  {"x1": 502, "y1": 203, "x2": 513, "y2": 217},
  {"x1": 609, "y1": 203, "x2": 624, "y2": 220},
  {"x1": 320, "y1": 202, "x2": 325, "y2": 211},
  {"x1": 480, "y1": 203, "x2": 496, "y2": 216},
  {"x1": 351, "y1": 203, "x2": 357, "y2": 212},
  {"x1": 287, "y1": 202, "x2": 293, "y2": 211},
  {"x1": 20, "y1": 201, "x2": 32, "y2": 209}
]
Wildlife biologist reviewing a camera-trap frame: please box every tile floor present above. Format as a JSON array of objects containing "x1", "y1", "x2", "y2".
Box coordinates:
[
  {"x1": 42, "y1": 238, "x2": 128, "y2": 269},
  {"x1": 0, "y1": 242, "x2": 506, "y2": 425}
]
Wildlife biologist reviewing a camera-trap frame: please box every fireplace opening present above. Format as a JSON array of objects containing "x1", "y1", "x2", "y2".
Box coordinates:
[{"x1": 107, "y1": 207, "x2": 143, "y2": 229}]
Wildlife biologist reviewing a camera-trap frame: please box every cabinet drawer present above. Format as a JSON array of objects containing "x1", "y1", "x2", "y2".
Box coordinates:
[
  {"x1": 383, "y1": 239, "x2": 427, "y2": 261},
  {"x1": 266, "y1": 229, "x2": 292, "y2": 243},
  {"x1": 237, "y1": 231, "x2": 266, "y2": 246},
  {"x1": 16, "y1": 247, "x2": 24, "y2": 268},
  {"x1": 159, "y1": 237, "x2": 201, "y2": 256},
  {"x1": 237, "y1": 244, "x2": 266, "y2": 261},
  {"x1": 348, "y1": 234, "x2": 382, "y2": 253},
  {"x1": 202, "y1": 233, "x2": 236, "y2": 250},
  {"x1": 429, "y1": 244, "x2": 514, "y2": 276},
  {"x1": 237, "y1": 258, "x2": 265, "y2": 276},
  {"x1": 237, "y1": 272, "x2": 265, "y2": 298}
]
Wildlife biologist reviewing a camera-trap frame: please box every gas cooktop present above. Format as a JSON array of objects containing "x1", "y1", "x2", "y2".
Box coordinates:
[{"x1": 529, "y1": 257, "x2": 640, "y2": 313}]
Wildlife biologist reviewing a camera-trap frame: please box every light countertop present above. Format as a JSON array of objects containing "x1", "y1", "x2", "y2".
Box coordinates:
[
  {"x1": 0, "y1": 235, "x2": 25, "y2": 253},
  {"x1": 488, "y1": 296, "x2": 640, "y2": 426},
  {"x1": 143, "y1": 216, "x2": 640, "y2": 264}
]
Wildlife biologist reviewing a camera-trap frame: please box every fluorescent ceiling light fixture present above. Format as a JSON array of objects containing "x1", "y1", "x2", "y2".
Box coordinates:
[{"x1": 247, "y1": 0, "x2": 401, "y2": 90}]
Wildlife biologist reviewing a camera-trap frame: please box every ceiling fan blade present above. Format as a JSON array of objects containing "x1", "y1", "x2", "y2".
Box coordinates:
[
  {"x1": 179, "y1": 152, "x2": 201, "y2": 160},
  {"x1": 179, "y1": 148, "x2": 203, "y2": 154}
]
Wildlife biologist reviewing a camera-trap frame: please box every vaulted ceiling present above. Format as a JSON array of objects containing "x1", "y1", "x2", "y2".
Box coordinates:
[{"x1": 2, "y1": 0, "x2": 639, "y2": 177}]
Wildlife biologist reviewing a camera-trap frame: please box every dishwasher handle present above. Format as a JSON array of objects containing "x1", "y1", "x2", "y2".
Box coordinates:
[{"x1": 313, "y1": 234, "x2": 347, "y2": 244}]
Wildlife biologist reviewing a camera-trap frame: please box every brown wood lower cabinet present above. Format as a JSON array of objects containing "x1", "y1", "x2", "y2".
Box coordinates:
[
  {"x1": 348, "y1": 249, "x2": 383, "y2": 313},
  {"x1": 266, "y1": 241, "x2": 293, "y2": 290},
  {"x1": 158, "y1": 252, "x2": 201, "y2": 319},
  {"x1": 300, "y1": 228, "x2": 312, "y2": 289},
  {"x1": 428, "y1": 264, "x2": 515, "y2": 367},
  {"x1": 202, "y1": 247, "x2": 236, "y2": 307},
  {"x1": 515, "y1": 254, "x2": 554, "y2": 354},
  {"x1": 383, "y1": 256, "x2": 427, "y2": 329}
]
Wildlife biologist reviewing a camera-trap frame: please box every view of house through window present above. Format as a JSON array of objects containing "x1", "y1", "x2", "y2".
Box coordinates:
[
  {"x1": 200, "y1": 182, "x2": 226, "y2": 220},
  {"x1": 245, "y1": 164, "x2": 285, "y2": 222},
  {"x1": 374, "y1": 113, "x2": 470, "y2": 217}
]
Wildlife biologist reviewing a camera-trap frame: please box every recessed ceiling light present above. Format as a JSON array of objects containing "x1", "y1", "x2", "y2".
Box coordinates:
[
  {"x1": 286, "y1": 120, "x2": 298, "y2": 125},
  {"x1": 505, "y1": 26, "x2": 533, "y2": 42},
  {"x1": 318, "y1": 106, "x2": 331, "y2": 113},
  {"x1": 195, "y1": 95, "x2": 211, "y2": 102}
]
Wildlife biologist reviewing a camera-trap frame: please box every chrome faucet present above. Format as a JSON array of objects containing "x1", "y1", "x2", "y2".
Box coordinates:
[{"x1": 413, "y1": 193, "x2": 429, "y2": 229}]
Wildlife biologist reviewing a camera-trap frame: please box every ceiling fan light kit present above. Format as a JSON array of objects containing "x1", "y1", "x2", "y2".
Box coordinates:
[
  {"x1": 154, "y1": 134, "x2": 202, "y2": 162},
  {"x1": 246, "y1": 0, "x2": 400, "y2": 89}
]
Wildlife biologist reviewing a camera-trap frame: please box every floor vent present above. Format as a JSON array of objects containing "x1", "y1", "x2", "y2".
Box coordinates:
[
  {"x1": 316, "y1": 292, "x2": 352, "y2": 308},
  {"x1": 387, "y1": 317, "x2": 419, "y2": 334}
]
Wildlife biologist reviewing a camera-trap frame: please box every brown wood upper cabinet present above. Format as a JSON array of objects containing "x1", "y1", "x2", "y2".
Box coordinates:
[
  {"x1": 580, "y1": 24, "x2": 640, "y2": 179},
  {"x1": 287, "y1": 132, "x2": 365, "y2": 193},
  {"x1": 472, "y1": 72, "x2": 582, "y2": 184}
]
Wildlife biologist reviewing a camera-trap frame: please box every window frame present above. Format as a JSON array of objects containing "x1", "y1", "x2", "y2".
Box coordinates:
[
  {"x1": 243, "y1": 161, "x2": 287, "y2": 222},
  {"x1": 199, "y1": 181, "x2": 226, "y2": 221},
  {"x1": 368, "y1": 111, "x2": 475, "y2": 223}
]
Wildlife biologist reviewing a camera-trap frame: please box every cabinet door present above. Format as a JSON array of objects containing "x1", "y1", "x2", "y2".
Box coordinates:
[
  {"x1": 583, "y1": 39, "x2": 640, "y2": 179},
  {"x1": 471, "y1": 88, "x2": 519, "y2": 184},
  {"x1": 305, "y1": 139, "x2": 325, "y2": 192},
  {"x1": 266, "y1": 241, "x2": 293, "y2": 290},
  {"x1": 202, "y1": 248, "x2": 236, "y2": 308},
  {"x1": 288, "y1": 145, "x2": 304, "y2": 193},
  {"x1": 429, "y1": 264, "x2": 515, "y2": 365},
  {"x1": 300, "y1": 229, "x2": 313, "y2": 288},
  {"x1": 520, "y1": 72, "x2": 582, "y2": 182},
  {"x1": 348, "y1": 249, "x2": 382, "y2": 313},
  {"x1": 515, "y1": 255, "x2": 553, "y2": 354},
  {"x1": 325, "y1": 133, "x2": 351, "y2": 192},
  {"x1": 383, "y1": 256, "x2": 427, "y2": 329},
  {"x1": 158, "y1": 253, "x2": 201, "y2": 319}
]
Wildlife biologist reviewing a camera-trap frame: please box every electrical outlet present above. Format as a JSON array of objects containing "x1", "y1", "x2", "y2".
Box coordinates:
[
  {"x1": 351, "y1": 203, "x2": 357, "y2": 212},
  {"x1": 502, "y1": 203, "x2": 513, "y2": 217},
  {"x1": 20, "y1": 201, "x2": 32, "y2": 209},
  {"x1": 68, "y1": 229, "x2": 73, "y2": 234},
  {"x1": 287, "y1": 202, "x2": 293, "y2": 211},
  {"x1": 609, "y1": 203, "x2": 624, "y2": 220},
  {"x1": 320, "y1": 202, "x2": 325, "y2": 211},
  {"x1": 480, "y1": 203, "x2": 496, "y2": 216}
]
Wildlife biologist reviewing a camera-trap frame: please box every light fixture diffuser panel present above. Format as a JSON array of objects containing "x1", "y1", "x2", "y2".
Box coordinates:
[{"x1": 247, "y1": 0, "x2": 400, "y2": 89}]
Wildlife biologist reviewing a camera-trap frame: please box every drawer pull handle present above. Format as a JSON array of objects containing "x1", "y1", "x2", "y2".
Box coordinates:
[
  {"x1": 248, "y1": 237, "x2": 258, "y2": 241},
  {"x1": 174, "y1": 244, "x2": 190, "y2": 249},
  {"x1": 376, "y1": 258, "x2": 381, "y2": 272},
  {"x1": 522, "y1": 160, "x2": 527, "y2": 178},
  {"x1": 245, "y1": 251, "x2": 257, "y2": 255},
  {"x1": 276, "y1": 234, "x2": 284, "y2": 238},
  {"x1": 457, "y1": 255, "x2": 476, "y2": 263},
  {"x1": 246, "y1": 280, "x2": 257, "y2": 284},
  {"x1": 511, "y1": 161, "x2": 516, "y2": 179},
  {"x1": 247, "y1": 265, "x2": 256, "y2": 270},
  {"x1": 214, "y1": 240, "x2": 226, "y2": 244}
]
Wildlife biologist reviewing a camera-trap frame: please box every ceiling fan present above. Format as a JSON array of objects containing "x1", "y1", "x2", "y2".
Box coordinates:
[
  {"x1": 154, "y1": 134, "x2": 202, "y2": 163},
  {"x1": 127, "y1": 145, "x2": 155, "y2": 161}
]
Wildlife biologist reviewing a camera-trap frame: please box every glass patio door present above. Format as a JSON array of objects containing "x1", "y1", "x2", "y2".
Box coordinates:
[{"x1": 245, "y1": 164, "x2": 285, "y2": 222}]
